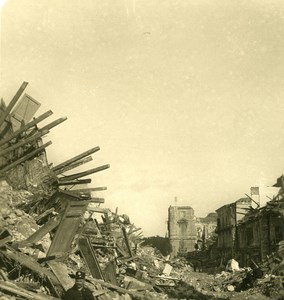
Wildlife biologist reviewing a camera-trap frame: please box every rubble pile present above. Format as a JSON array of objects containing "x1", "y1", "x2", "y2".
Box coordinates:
[{"x1": 0, "y1": 82, "x2": 171, "y2": 299}]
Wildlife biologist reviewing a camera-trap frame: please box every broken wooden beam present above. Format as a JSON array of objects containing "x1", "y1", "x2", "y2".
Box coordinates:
[
  {"x1": 58, "y1": 164, "x2": 110, "y2": 182},
  {"x1": 53, "y1": 156, "x2": 93, "y2": 175},
  {"x1": 19, "y1": 216, "x2": 61, "y2": 246},
  {"x1": 122, "y1": 226, "x2": 133, "y2": 258},
  {"x1": 0, "y1": 129, "x2": 49, "y2": 157},
  {"x1": 70, "y1": 186, "x2": 107, "y2": 192},
  {"x1": 0, "y1": 82, "x2": 28, "y2": 129},
  {"x1": 0, "y1": 110, "x2": 53, "y2": 147},
  {"x1": 90, "y1": 198, "x2": 105, "y2": 203},
  {"x1": 57, "y1": 178, "x2": 92, "y2": 186},
  {"x1": 1, "y1": 247, "x2": 59, "y2": 283},
  {"x1": 64, "y1": 191, "x2": 105, "y2": 202},
  {"x1": 87, "y1": 207, "x2": 108, "y2": 213},
  {"x1": 0, "y1": 280, "x2": 60, "y2": 300},
  {"x1": 78, "y1": 237, "x2": 105, "y2": 280},
  {"x1": 51, "y1": 146, "x2": 100, "y2": 172},
  {"x1": 35, "y1": 208, "x2": 55, "y2": 224},
  {"x1": 57, "y1": 189, "x2": 91, "y2": 200},
  {"x1": 0, "y1": 141, "x2": 52, "y2": 175},
  {"x1": 30, "y1": 117, "x2": 67, "y2": 136},
  {"x1": 47, "y1": 261, "x2": 74, "y2": 292}
]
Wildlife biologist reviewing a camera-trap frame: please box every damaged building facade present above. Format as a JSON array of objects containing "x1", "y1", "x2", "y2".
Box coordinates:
[
  {"x1": 215, "y1": 184, "x2": 284, "y2": 266},
  {"x1": 169, "y1": 181, "x2": 284, "y2": 267},
  {"x1": 168, "y1": 205, "x2": 217, "y2": 256},
  {"x1": 215, "y1": 197, "x2": 252, "y2": 260},
  {"x1": 168, "y1": 206, "x2": 196, "y2": 256}
]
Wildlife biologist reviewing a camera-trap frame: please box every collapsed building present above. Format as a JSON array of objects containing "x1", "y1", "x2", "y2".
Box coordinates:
[
  {"x1": 0, "y1": 82, "x2": 173, "y2": 300},
  {"x1": 215, "y1": 190, "x2": 284, "y2": 267}
]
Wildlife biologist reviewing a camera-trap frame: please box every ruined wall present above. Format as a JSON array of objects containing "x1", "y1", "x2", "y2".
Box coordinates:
[
  {"x1": 168, "y1": 206, "x2": 196, "y2": 256},
  {"x1": 195, "y1": 212, "x2": 217, "y2": 243},
  {"x1": 216, "y1": 198, "x2": 252, "y2": 261},
  {"x1": 238, "y1": 203, "x2": 284, "y2": 266}
]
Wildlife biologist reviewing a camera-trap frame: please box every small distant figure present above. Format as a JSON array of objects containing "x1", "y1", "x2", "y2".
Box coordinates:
[
  {"x1": 62, "y1": 270, "x2": 94, "y2": 300},
  {"x1": 194, "y1": 243, "x2": 199, "y2": 251},
  {"x1": 193, "y1": 259, "x2": 202, "y2": 272}
]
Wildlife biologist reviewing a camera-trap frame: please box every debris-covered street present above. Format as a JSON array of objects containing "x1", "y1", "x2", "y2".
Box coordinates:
[{"x1": 0, "y1": 83, "x2": 282, "y2": 299}]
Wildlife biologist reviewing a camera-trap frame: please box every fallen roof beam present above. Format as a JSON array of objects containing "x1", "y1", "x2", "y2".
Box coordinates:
[
  {"x1": 53, "y1": 156, "x2": 93, "y2": 175},
  {"x1": 29, "y1": 117, "x2": 67, "y2": 136},
  {"x1": 0, "y1": 110, "x2": 53, "y2": 147},
  {"x1": 90, "y1": 198, "x2": 105, "y2": 203},
  {"x1": 0, "y1": 141, "x2": 52, "y2": 175},
  {"x1": 70, "y1": 186, "x2": 107, "y2": 192},
  {"x1": 58, "y1": 164, "x2": 110, "y2": 181},
  {"x1": 64, "y1": 191, "x2": 105, "y2": 203},
  {"x1": 51, "y1": 146, "x2": 100, "y2": 172},
  {"x1": 57, "y1": 178, "x2": 92, "y2": 186},
  {"x1": 0, "y1": 82, "x2": 28, "y2": 129}
]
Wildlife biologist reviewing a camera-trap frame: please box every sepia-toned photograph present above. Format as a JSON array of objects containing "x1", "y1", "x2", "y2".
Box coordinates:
[{"x1": 0, "y1": 0, "x2": 284, "y2": 299}]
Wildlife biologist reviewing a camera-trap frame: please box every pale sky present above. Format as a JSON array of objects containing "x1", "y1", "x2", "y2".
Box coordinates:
[{"x1": 1, "y1": 0, "x2": 284, "y2": 236}]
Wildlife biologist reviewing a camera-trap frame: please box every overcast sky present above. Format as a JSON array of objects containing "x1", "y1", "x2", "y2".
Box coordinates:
[{"x1": 1, "y1": 0, "x2": 284, "y2": 236}]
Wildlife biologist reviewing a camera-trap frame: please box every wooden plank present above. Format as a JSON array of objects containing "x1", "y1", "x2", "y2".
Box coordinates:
[
  {"x1": 90, "y1": 198, "x2": 105, "y2": 204},
  {"x1": 122, "y1": 226, "x2": 133, "y2": 258},
  {"x1": 53, "y1": 156, "x2": 93, "y2": 175},
  {"x1": 0, "y1": 129, "x2": 49, "y2": 157},
  {"x1": 1, "y1": 247, "x2": 59, "y2": 283},
  {"x1": 21, "y1": 216, "x2": 61, "y2": 245},
  {"x1": 0, "y1": 110, "x2": 53, "y2": 147},
  {"x1": 47, "y1": 200, "x2": 89, "y2": 257},
  {"x1": 47, "y1": 261, "x2": 74, "y2": 291},
  {"x1": 29, "y1": 117, "x2": 67, "y2": 136},
  {"x1": 57, "y1": 189, "x2": 91, "y2": 200},
  {"x1": 115, "y1": 243, "x2": 129, "y2": 258},
  {"x1": 71, "y1": 187, "x2": 107, "y2": 193},
  {"x1": 87, "y1": 207, "x2": 108, "y2": 213},
  {"x1": 35, "y1": 208, "x2": 55, "y2": 224},
  {"x1": 78, "y1": 237, "x2": 105, "y2": 280},
  {"x1": 0, "y1": 141, "x2": 52, "y2": 175},
  {"x1": 0, "y1": 280, "x2": 60, "y2": 300},
  {"x1": 57, "y1": 178, "x2": 91, "y2": 186},
  {"x1": 58, "y1": 164, "x2": 110, "y2": 182},
  {"x1": 51, "y1": 146, "x2": 100, "y2": 172}
]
